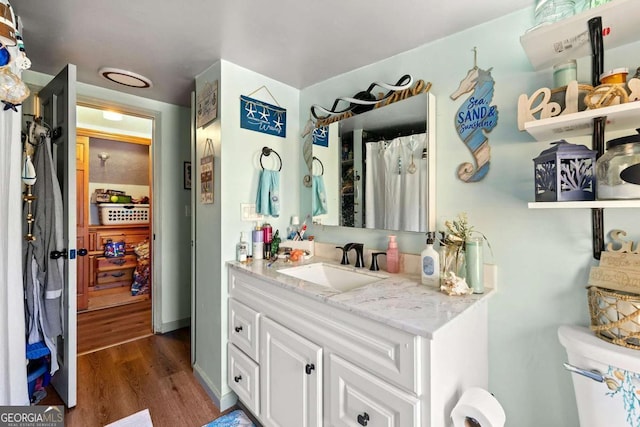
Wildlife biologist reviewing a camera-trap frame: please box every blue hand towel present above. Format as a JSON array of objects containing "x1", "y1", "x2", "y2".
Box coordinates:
[
  {"x1": 256, "y1": 169, "x2": 280, "y2": 217},
  {"x1": 312, "y1": 175, "x2": 328, "y2": 216}
]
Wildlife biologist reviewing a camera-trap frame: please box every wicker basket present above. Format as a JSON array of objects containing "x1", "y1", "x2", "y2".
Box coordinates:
[
  {"x1": 98, "y1": 204, "x2": 150, "y2": 225},
  {"x1": 588, "y1": 286, "x2": 640, "y2": 350}
]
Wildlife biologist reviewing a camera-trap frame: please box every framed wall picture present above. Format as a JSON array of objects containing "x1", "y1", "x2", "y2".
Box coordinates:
[
  {"x1": 184, "y1": 161, "x2": 192, "y2": 190},
  {"x1": 196, "y1": 80, "x2": 218, "y2": 128}
]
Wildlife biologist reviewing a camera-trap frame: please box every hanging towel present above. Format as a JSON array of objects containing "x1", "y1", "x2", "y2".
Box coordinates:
[
  {"x1": 256, "y1": 169, "x2": 280, "y2": 217},
  {"x1": 312, "y1": 175, "x2": 328, "y2": 216}
]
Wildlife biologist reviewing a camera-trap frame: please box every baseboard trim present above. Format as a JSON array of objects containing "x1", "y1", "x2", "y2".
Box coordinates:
[
  {"x1": 159, "y1": 317, "x2": 191, "y2": 333},
  {"x1": 193, "y1": 363, "x2": 238, "y2": 411}
]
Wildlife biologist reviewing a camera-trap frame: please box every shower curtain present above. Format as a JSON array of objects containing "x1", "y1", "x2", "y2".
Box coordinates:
[
  {"x1": 0, "y1": 96, "x2": 29, "y2": 405},
  {"x1": 365, "y1": 133, "x2": 428, "y2": 232}
]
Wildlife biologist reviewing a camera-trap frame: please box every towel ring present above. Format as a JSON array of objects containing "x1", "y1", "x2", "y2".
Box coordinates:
[
  {"x1": 312, "y1": 156, "x2": 324, "y2": 176},
  {"x1": 260, "y1": 146, "x2": 282, "y2": 171}
]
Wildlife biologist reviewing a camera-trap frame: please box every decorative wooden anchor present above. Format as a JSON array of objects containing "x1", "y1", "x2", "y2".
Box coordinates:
[{"x1": 450, "y1": 47, "x2": 498, "y2": 182}]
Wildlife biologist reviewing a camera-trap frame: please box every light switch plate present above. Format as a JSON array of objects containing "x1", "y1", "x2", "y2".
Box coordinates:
[{"x1": 241, "y1": 203, "x2": 264, "y2": 222}]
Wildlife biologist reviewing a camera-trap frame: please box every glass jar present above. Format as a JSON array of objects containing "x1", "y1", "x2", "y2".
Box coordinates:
[
  {"x1": 596, "y1": 130, "x2": 640, "y2": 200},
  {"x1": 535, "y1": 0, "x2": 576, "y2": 27}
]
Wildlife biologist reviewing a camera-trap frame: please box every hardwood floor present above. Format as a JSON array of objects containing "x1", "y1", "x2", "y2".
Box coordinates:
[
  {"x1": 78, "y1": 299, "x2": 153, "y2": 355},
  {"x1": 41, "y1": 328, "x2": 225, "y2": 427}
]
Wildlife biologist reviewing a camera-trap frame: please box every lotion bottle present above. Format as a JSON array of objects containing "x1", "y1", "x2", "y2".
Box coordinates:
[
  {"x1": 386, "y1": 235, "x2": 400, "y2": 273},
  {"x1": 421, "y1": 231, "x2": 440, "y2": 286}
]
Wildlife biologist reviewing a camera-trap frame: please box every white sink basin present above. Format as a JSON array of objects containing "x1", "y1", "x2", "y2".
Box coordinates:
[{"x1": 278, "y1": 263, "x2": 387, "y2": 292}]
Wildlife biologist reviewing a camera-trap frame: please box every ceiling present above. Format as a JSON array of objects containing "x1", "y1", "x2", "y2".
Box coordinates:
[{"x1": 13, "y1": 0, "x2": 532, "y2": 107}]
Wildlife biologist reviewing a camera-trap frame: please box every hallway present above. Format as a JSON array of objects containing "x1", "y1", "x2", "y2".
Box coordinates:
[{"x1": 41, "y1": 328, "x2": 224, "y2": 426}]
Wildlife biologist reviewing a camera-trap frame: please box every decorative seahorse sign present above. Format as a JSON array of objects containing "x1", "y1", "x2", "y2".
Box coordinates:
[{"x1": 450, "y1": 49, "x2": 498, "y2": 182}]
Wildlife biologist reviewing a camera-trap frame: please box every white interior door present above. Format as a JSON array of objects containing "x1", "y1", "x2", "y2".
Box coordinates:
[{"x1": 38, "y1": 64, "x2": 77, "y2": 408}]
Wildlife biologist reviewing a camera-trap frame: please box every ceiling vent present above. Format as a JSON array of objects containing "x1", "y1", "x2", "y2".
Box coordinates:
[{"x1": 99, "y1": 67, "x2": 152, "y2": 88}]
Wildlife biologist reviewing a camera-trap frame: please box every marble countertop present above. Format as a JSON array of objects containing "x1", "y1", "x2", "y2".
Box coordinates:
[{"x1": 228, "y1": 256, "x2": 494, "y2": 339}]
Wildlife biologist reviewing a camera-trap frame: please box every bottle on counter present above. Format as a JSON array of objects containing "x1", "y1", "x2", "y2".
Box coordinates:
[
  {"x1": 236, "y1": 232, "x2": 248, "y2": 263},
  {"x1": 252, "y1": 225, "x2": 264, "y2": 260},
  {"x1": 421, "y1": 232, "x2": 440, "y2": 286},
  {"x1": 263, "y1": 222, "x2": 273, "y2": 259},
  {"x1": 386, "y1": 235, "x2": 400, "y2": 274}
]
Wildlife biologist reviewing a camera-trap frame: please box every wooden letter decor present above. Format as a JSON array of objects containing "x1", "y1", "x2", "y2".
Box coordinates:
[{"x1": 518, "y1": 79, "x2": 640, "y2": 131}]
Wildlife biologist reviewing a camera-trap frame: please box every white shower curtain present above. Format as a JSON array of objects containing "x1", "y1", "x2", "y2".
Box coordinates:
[
  {"x1": 365, "y1": 133, "x2": 428, "y2": 232},
  {"x1": 0, "y1": 103, "x2": 29, "y2": 404}
]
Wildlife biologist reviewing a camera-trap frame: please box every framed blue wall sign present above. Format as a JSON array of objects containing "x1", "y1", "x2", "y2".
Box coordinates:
[
  {"x1": 240, "y1": 95, "x2": 287, "y2": 138},
  {"x1": 312, "y1": 126, "x2": 329, "y2": 147}
]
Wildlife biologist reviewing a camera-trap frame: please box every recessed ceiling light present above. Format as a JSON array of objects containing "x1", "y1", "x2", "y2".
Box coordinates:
[
  {"x1": 99, "y1": 67, "x2": 152, "y2": 88},
  {"x1": 103, "y1": 111, "x2": 123, "y2": 121}
]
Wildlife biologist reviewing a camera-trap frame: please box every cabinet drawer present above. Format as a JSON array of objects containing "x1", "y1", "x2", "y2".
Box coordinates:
[
  {"x1": 96, "y1": 231, "x2": 149, "y2": 251},
  {"x1": 228, "y1": 343, "x2": 260, "y2": 416},
  {"x1": 229, "y1": 298, "x2": 260, "y2": 362},
  {"x1": 96, "y1": 255, "x2": 137, "y2": 271},
  {"x1": 327, "y1": 354, "x2": 420, "y2": 427},
  {"x1": 96, "y1": 268, "x2": 134, "y2": 285}
]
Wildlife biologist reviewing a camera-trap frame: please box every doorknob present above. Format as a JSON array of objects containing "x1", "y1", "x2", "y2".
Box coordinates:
[{"x1": 78, "y1": 248, "x2": 88, "y2": 256}]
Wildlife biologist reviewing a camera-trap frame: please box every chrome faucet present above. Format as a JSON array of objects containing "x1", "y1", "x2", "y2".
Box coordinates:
[{"x1": 337, "y1": 243, "x2": 365, "y2": 268}]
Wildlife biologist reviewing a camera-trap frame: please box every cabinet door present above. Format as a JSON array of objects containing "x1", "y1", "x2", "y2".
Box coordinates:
[
  {"x1": 327, "y1": 354, "x2": 420, "y2": 427},
  {"x1": 260, "y1": 316, "x2": 322, "y2": 427}
]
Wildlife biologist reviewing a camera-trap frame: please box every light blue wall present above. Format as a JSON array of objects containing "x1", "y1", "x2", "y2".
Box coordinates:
[
  {"x1": 23, "y1": 70, "x2": 192, "y2": 331},
  {"x1": 300, "y1": 7, "x2": 640, "y2": 426},
  {"x1": 193, "y1": 60, "x2": 300, "y2": 408}
]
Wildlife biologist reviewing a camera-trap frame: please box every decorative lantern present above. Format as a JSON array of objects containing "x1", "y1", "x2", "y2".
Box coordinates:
[{"x1": 533, "y1": 140, "x2": 597, "y2": 202}]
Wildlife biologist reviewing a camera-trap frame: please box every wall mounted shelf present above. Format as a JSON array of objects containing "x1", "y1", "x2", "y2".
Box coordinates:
[
  {"x1": 524, "y1": 101, "x2": 640, "y2": 142},
  {"x1": 528, "y1": 200, "x2": 640, "y2": 209},
  {"x1": 520, "y1": 1, "x2": 640, "y2": 259},
  {"x1": 520, "y1": 0, "x2": 640, "y2": 70}
]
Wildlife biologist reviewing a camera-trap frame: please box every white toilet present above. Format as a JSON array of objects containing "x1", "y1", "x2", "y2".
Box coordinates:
[{"x1": 558, "y1": 325, "x2": 640, "y2": 427}]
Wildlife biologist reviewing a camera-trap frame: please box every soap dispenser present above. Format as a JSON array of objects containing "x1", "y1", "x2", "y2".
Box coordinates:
[
  {"x1": 421, "y1": 232, "x2": 440, "y2": 286},
  {"x1": 386, "y1": 235, "x2": 400, "y2": 273},
  {"x1": 236, "y1": 232, "x2": 248, "y2": 263}
]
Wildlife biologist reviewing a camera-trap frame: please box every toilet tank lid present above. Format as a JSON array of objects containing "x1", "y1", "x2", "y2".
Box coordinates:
[{"x1": 558, "y1": 325, "x2": 640, "y2": 374}]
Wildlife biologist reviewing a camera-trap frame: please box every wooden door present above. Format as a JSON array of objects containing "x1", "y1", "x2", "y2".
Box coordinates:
[
  {"x1": 260, "y1": 316, "x2": 322, "y2": 427},
  {"x1": 76, "y1": 136, "x2": 89, "y2": 311},
  {"x1": 39, "y1": 64, "x2": 77, "y2": 408}
]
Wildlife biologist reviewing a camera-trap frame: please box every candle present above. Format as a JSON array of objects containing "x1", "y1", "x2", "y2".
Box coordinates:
[{"x1": 553, "y1": 60, "x2": 577, "y2": 87}]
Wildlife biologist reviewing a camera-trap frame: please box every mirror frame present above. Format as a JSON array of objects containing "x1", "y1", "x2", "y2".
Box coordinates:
[{"x1": 311, "y1": 92, "x2": 436, "y2": 233}]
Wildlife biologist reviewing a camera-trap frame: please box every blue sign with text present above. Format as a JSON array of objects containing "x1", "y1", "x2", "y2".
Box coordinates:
[
  {"x1": 240, "y1": 95, "x2": 286, "y2": 138},
  {"x1": 312, "y1": 126, "x2": 329, "y2": 147}
]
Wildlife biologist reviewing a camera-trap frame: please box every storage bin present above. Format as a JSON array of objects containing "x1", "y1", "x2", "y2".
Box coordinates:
[
  {"x1": 588, "y1": 286, "x2": 640, "y2": 349},
  {"x1": 98, "y1": 204, "x2": 150, "y2": 225}
]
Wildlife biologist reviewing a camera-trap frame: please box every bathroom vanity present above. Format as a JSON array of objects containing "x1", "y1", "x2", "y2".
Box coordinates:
[{"x1": 227, "y1": 258, "x2": 493, "y2": 427}]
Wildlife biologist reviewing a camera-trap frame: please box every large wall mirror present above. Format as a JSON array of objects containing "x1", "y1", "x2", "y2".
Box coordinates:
[{"x1": 312, "y1": 93, "x2": 435, "y2": 233}]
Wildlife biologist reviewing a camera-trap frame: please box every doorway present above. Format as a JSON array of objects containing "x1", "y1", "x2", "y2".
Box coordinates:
[{"x1": 75, "y1": 105, "x2": 154, "y2": 354}]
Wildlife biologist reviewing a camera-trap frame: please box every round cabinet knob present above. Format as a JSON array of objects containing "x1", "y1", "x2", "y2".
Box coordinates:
[
  {"x1": 234, "y1": 326, "x2": 243, "y2": 333},
  {"x1": 234, "y1": 375, "x2": 242, "y2": 383},
  {"x1": 78, "y1": 248, "x2": 88, "y2": 256},
  {"x1": 305, "y1": 363, "x2": 315, "y2": 375}
]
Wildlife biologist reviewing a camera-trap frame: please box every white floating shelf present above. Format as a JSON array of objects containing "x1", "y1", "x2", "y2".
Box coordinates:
[
  {"x1": 528, "y1": 200, "x2": 640, "y2": 209},
  {"x1": 523, "y1": 101, "x2": 640, "y2": 141},
  {"x1": 520, "y1": 0, "x2": 640, "y2": 71}
]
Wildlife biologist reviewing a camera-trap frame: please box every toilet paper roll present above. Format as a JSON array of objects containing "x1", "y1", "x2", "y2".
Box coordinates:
[{"x1": 451, "y1": 387, "x2": 506, "y2": 427}]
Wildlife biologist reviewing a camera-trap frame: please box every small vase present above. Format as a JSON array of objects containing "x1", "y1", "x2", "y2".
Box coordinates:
[
  {"x1": 465, "y1": 236, "x2": 484, "y2": 294},
  {"x1": 441, "y1": 242, "x2": 466, "y2": 282}
]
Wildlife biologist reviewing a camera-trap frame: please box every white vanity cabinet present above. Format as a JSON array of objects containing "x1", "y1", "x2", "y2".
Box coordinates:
[{"x1": 227, "y1": 264, "x2": 489, "y2": 427}]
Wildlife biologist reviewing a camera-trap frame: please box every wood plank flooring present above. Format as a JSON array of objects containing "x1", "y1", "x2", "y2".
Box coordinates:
[
  {"x1": 78, "y1": 299, "x2": 152, "y2": 355},
  {"x1": 41, "y1": 328, "x2": 226, "y2": 427}
]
